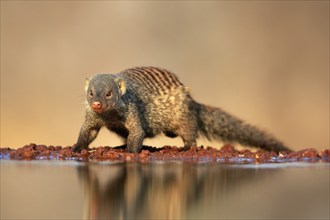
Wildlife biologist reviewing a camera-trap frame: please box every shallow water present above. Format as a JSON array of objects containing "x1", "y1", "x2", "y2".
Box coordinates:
[{"x1": 1, "y1": 160, "x2": 329, "y2": 219}]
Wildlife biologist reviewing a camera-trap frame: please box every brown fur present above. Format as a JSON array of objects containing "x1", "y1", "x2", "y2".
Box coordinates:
[{"x1": 73, "y1": 67, "x2": 291, "y2": 153}]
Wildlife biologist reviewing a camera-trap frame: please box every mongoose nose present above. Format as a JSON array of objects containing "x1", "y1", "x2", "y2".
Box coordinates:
[{"x1": 92, "y1": 101, "x2": 102, "y2": 110}]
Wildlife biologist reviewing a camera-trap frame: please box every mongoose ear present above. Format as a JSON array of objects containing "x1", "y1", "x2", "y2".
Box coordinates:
[
  {"x1": 116, "y1": 78, "x2": 126, "y2": 96},
  {"x1": 84, "y1": 77, "x2": 90, "y2": 92}
]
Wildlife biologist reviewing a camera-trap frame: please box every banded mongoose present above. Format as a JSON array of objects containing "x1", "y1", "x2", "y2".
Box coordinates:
[{"x1": 73, "y1": 66, "x2": 291, "y2": 153}]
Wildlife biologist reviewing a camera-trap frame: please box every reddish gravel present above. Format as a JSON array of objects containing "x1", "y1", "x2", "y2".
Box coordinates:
[{"x1": 1, "y1": 144, "x2": 329, "y2": 163}]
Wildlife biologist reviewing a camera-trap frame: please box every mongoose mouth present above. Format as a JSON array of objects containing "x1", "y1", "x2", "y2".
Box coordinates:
[{"x1": 92, "y1": 108, "x2": 105, "y2": 113}]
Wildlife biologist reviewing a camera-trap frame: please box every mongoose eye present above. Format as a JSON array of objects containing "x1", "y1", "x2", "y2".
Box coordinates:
[
  {"x1": 105, "y1": 91, "x2": 112, "y2": 98},
  {"x1": 89, "y1": 90, "x2": 94, "y2": 97}
]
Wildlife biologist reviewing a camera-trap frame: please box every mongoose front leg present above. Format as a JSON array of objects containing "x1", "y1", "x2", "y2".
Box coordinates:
[
  {"x1": 73, "y1": 115, "x2": 102, "y2": 152},
  {"x1": 125, "y1": 108, "x2": 145, "y2": 153},
  {"x1": 126, "y1": 128, "x2": 145, "y2": 153},
  {"x1": 74, "y1": 126, "x2": 100, "y2": 152}
]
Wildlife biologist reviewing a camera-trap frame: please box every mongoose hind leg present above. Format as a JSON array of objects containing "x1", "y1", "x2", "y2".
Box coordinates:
[
  {"x1": 180, "y1": 134, "x2": 197, "y2": 150},
  {"x1": 177, "y1": 120, "x2": 198, "y2": 151}
]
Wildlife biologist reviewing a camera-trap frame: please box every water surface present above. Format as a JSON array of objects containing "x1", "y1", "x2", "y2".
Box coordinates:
[{"x1": 1, "y1": 161, "x2": 329, "y2": 219}]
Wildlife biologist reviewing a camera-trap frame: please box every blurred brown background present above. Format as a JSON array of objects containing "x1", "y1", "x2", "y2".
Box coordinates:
[{"x1": 1, "y1": 1, "x2": 329, "y2": 150}]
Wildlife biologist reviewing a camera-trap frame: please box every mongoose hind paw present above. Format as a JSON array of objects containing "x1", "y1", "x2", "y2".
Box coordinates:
[
  {"x1": 72, "y1": 145, "x2": 84, "y2": 153},
  {"x1": 181, "y1": 146, "x2": 192, "y2": 151}
]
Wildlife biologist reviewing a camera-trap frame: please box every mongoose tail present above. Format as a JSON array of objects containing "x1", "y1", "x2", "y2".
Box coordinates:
[{"x1": 194, "y1": 102, "x2": 292, "y2": 152}]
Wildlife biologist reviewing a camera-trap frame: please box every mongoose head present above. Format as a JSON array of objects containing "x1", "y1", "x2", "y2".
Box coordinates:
[{"x1": 85, "y1": 74, "x2": 126, "y2": 113}]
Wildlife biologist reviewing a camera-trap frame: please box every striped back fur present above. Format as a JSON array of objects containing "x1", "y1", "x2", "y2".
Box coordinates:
[{"x1": 121, "y1": 67, "x2": 184, "y2": 94}]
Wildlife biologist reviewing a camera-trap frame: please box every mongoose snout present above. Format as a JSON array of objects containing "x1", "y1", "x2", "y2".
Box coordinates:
[{"x1": 91, "y1": 101, "x2": 102, "y2": 112}]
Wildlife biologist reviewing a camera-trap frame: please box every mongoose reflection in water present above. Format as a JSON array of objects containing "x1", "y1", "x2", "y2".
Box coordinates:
[{"x1": 73, "y1": 66, "x2": 291, "y2": 153}]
